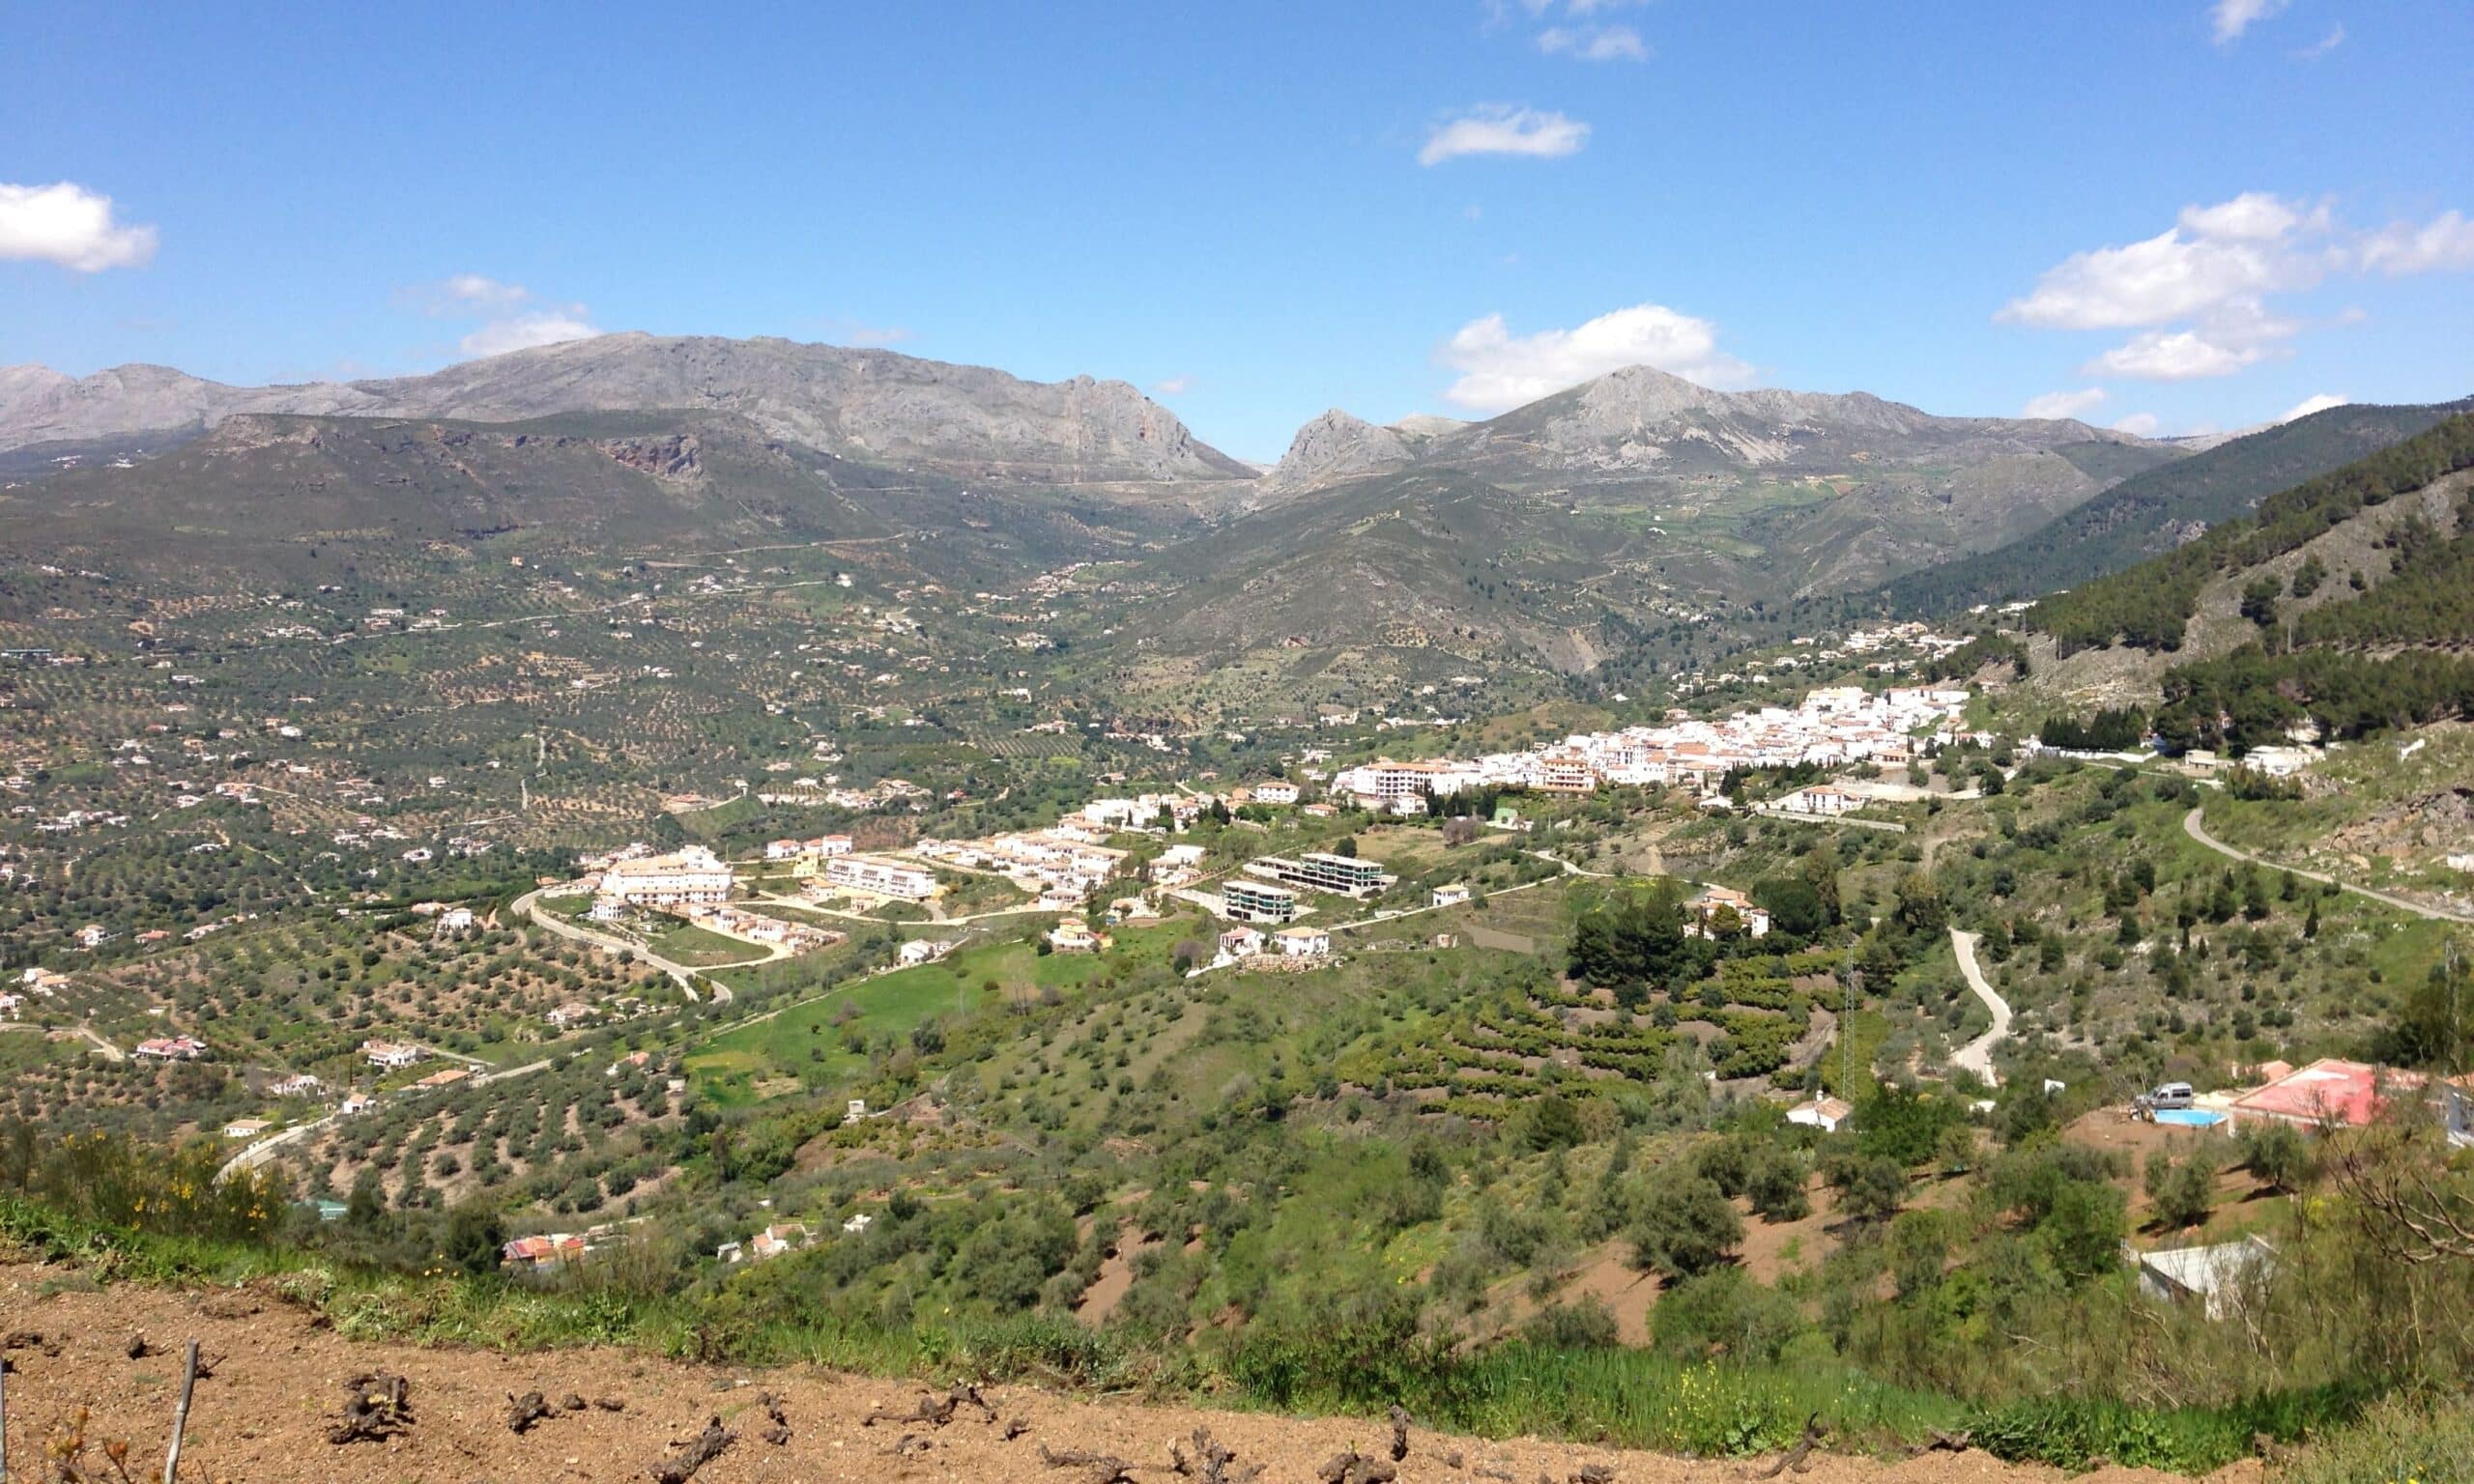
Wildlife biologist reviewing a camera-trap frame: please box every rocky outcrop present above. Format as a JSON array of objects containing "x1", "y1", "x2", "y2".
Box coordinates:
[
  {"x1": 1261, "y1": 411, "x2": 1413, "y2": 495},
  {"x1": 599, "y1": 432, "x2": 703, "y2": 482}
]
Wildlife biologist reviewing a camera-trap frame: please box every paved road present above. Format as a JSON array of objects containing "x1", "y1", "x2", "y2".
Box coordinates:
[
  {"x1": 1949, "y1": 928, "x2": 2011, "y2": 1088},
  {"x1": 513, "y1": 889, "x2": 752, "y2": 986},
  {"x1": 2184, "y1": 807, "x2": 2474, "y2": 926}
]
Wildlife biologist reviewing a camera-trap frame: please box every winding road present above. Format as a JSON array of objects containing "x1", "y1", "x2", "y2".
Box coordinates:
[
  {"x1": 2183, "y1": 807, "x2": 2474, "y2": 926},
  {"x1": 512, "y1": 888, "x2": 774, "y2": 986},
  {"x1": 1949, "y1": 928, "x2": 2012, "y2": 1088},
  {"x1": 216, "y1": 1056, "x2": 551, "y2": 1184}
]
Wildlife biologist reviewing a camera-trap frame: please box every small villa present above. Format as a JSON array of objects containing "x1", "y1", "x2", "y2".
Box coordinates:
[
  {"x1": 1272, "y1": 926, "x2": 1331, "y2": 958},
  {"x1": 1685, "y1": 885, "x2": 1771, "y2": 938},
  {"x1": 1047, "y1": 920, "x2": 1110, "y2": 954},
  {"x1": 1787, "y1": 1095, "x2": 1854, "y2": 1132}
]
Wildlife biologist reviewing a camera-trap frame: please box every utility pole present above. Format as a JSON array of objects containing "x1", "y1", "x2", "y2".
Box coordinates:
[{"x1": 1841, "y1": 935, "x2": 1856, "y2": 1099}]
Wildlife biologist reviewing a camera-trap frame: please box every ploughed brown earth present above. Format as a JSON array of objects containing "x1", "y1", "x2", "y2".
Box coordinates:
[{"x1": 0, "y1": 1263, "x2": 2253, "y2": 1484}]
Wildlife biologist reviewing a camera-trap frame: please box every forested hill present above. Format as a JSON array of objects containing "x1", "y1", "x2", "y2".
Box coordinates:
[
  {"x1": 2021, "y1": 412, "x2": 2474, "y2": 752},
  {"x1": 2028, "y1": 412, "x2": 2474, "y2": 655},
  {"x1": 1866, "y1": 397, "x2": 2473, "y2": 618}
]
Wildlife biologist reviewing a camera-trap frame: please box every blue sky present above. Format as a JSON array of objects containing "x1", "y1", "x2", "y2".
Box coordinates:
[{"x1": 4, "y1": 1, "x2": 2469, "y2": 460}]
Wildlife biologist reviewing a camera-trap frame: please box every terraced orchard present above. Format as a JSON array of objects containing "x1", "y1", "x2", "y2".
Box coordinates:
[{"x1": 1352, "y1": 945, "x2": 1845, "y2": 1123}]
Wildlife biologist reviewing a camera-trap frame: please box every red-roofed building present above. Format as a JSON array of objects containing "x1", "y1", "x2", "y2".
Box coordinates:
[
  {"x1": 501, "y1": 1233, "x2": 587, "y2": 1271},
  {"x1": 2230, "y1": 1058, "x2": 2421, "y2": 1129}
]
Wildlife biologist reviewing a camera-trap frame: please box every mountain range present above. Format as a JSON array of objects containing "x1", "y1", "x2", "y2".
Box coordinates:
[
  {"x1": 5, "y1": 331, "x2": 2462, "y2": 703},
  {"x1": 0, "y1": 333, "x2": 1251, "y2": 486}
]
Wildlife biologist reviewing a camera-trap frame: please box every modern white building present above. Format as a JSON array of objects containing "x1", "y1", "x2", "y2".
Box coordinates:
[
  {"x1": 600, "y1": 845, "x2": 734, "y2": 908},
  {"x1": 1222, "y1": 878, "x2": 1300, "y2": 924},
  {"x1": 825, "y1": 854, "x2": 939, "y2": 899},
  {"x1": 1245, "y1": 852, "x2": 1395, "y2": 899}
]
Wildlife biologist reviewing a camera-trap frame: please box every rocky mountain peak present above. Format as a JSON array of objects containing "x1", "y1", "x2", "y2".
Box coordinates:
[{"x1": 1262, "y1": 409, "x2": 1414, "y2": 495}]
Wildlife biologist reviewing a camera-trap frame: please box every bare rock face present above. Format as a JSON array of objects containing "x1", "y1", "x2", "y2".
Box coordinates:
[
  {"x1": 0, "y1": 334, "x2": 1250, "y2": 485},
  {"x1": 1262, "y1": 410, "x2": 1413, "y2": 495},
  {"x1": 598, "y1": 432, "x2": 703, "y2": 482}
]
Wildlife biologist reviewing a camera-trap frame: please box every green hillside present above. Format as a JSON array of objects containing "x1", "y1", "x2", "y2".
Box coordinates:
[
  {"x1": 2008, "y1": 413, "x2": 2474, "y2": 752},
  {"x1": 2029, "y1": 411, "x2": 2474, "y2": 655},
  {"x1": 1867, "y1": 398, "x2": 2471, "y2": 616}
]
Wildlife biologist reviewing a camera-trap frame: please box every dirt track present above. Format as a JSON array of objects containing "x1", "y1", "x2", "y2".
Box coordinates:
[{"x1": 0, "y1": 1263, "x2": 2246, "y2": 1484}]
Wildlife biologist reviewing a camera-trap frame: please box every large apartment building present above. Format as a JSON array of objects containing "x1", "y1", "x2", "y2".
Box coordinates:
[
  {"x1": 1244, "y1": 852, "x2": 1395, "y2": 899},
  {"x1": 599, "y1": 845, "x2": 734, "y2": 908},
  {"x1": 824, "y1": 853, "x2": 939, "y2": 900},
  {"x1": 1222, "y1": 878, "x2": 1300, "y2": 924},
  {"x1": 1328, "y1": 758, "x2": 1476, "y2": 808}
]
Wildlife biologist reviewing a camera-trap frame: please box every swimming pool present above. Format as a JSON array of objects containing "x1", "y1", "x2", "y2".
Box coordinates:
[{"x1": 2152, "y1": 1108, "x2": 2228, "y2": 1127}]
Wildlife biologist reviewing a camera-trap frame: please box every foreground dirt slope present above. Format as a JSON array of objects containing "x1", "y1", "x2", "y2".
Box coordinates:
[{"x1": 0, "y1": 1264, "x2": 2239, "y2": 1484}]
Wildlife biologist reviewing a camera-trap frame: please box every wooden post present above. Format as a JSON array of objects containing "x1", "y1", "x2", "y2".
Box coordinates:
[
  {"x1": 1, "y1": 1344, "x2": 12, "y2": 1484},
  {"x1": 162, "y1": 1340, "x2": 198, "y2": 1484}
]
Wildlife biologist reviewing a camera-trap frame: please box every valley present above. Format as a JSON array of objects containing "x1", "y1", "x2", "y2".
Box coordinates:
[{"x1": 3, "y1": 338, "x2": 2471, "y2": 1482}]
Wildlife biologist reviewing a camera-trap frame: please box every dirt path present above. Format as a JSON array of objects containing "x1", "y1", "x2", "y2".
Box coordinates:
[
  {"x1": 0, "y1": 1265, "x2": 2230, "y2": 1484},
  {"x1": 2184, "y1": 806, "x2": 2474, "y2": 925},
  {"x1": 1949, "y1": 928, "x2": 2010, "y2": 1087}
]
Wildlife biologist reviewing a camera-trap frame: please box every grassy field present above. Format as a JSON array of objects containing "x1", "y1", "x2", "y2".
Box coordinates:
[
  {"x1": 689, "y1": 964, "x2": 982, "y2": 1105},
  {"x1": 644, "y1": 919, "x2": 770, "y2": 967},
  {"x1": 686, "y1": 912, "x2": 1210, "y2": 1105}
]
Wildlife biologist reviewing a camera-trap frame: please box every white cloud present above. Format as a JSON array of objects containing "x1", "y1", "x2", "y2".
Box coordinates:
[
  {"x1": 1538, "y1": 23, "x2": 1647, "y2": 60},
  {"x1": 1438, "y1": 303, "x2": 1753, "y2": 412},
  {"x1": 1998, "y1": 214, "x2": 2315, "y2": 330},
  {"x1": 459, "y1": 312, "x2": 599, "y2": 358},
  {"x1": 2083, "y1": 328, "x2": 2281, "y2": 380},
  {"x1": 2355, "y1": 211, "x2": 2474, "y2": 274},
  {"x1": 2295, "y1": 22, "x2": 2345, "y2": 58},
  {"x1": 440, "y1": 273, "x2": 530, "y2": 309},
  {"x1": 0, "y1": 181, "x2": 158, "y2": 272},
  {"x1": 2114, "y1": 413, "x2": 2164, "y2": 437},
  {"x1": 2023, "y1": 387, "x2": 2107, "y2": 420},
  {"x1": 2211, "y1": 0, "x2": 2289, "y2": 43},
  {"x1": 2279, "y1": 392, "x2": 2348, "y2": 421},
  {"x1": 2004, "y1": 192, "x2": 2474, "y2": 385},
  {"x1": 1419, "y1": 105, "x2": 1590, "y2": 166},
  {"x1": 401, "y1": 272, "x2": 598, "y2": 358},
  {"x1": 2178, "y1": 190, "x2": 2311, "y2": 243},
  {"x1": 1153, "y1": 376, "x2": 1191, "y2": 396}
]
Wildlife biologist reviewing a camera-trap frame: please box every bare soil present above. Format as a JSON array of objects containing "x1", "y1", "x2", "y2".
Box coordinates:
[{"x1": 0, "y1": 1262, "x2": 2245, "y2": 1484}]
